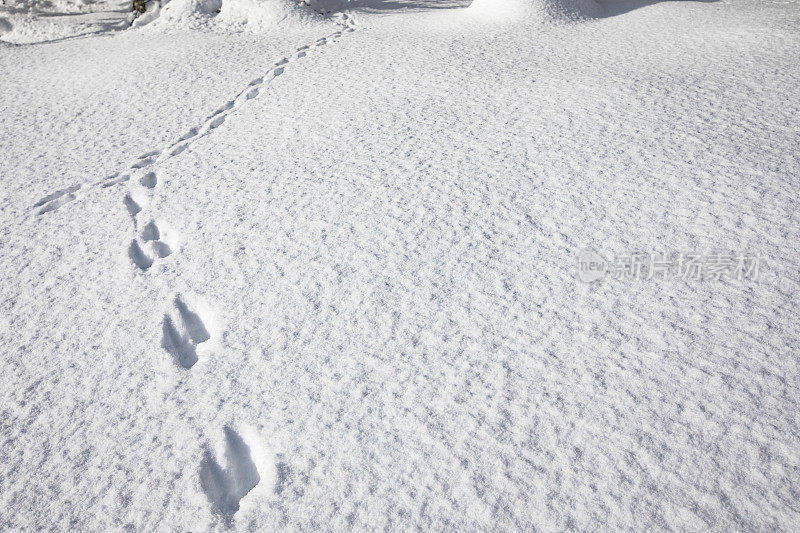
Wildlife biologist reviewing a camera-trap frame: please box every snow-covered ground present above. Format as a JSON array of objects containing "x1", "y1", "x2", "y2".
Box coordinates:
[{"x1": 1, "y1": 0, "x2": 799, "y2": 529}]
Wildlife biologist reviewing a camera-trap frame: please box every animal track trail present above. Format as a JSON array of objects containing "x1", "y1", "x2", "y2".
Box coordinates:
[
  {"x1": 34, "y1": 16, "x2": 358, "y2": 218},
  {"x1": 34, "y1": 184, "x2": 80, "y2": 215},
  {"x1": 161, "y1": 296, "x2": 213, "y2": 369},
  {"x1": 125, "y1": 169, "x2": 177, "y2": 271},
  {"x1": 118, "y1": 18, "x2": 364, "y2": 367},
  {"x1": 31, "y1": 23, "x2": 357, "y2": 515}
]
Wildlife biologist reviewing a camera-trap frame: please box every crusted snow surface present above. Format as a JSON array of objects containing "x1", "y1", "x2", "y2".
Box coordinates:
[{"x1": 1, "y1": 0, "x2": 800, "y2": 530}]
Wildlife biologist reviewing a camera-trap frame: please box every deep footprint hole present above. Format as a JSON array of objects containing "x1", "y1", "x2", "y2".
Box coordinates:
[{"x1": 140, "y1": 172, "x2": 157, "y2": 189}]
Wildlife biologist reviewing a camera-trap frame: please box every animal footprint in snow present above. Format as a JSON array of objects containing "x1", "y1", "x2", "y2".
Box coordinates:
[
  {"x1": 141, "y1": 220, "x2": 174, "y2": 258},
  {"x1": 179, "y1": 127, "x2": 199, "y2": 142},
  {"x1": 102, "y1": 172, "x2": 130, "y2": 188},
  {"x1": 200, "y1": 425, "x2": 276, "y2": 520},
  {"x1": 161, "y1": 296, "x2": 213, "y2": 369},
  {"x1": 123, "y1": 192, "x2": 146, "y2": 218},
  {"x1": 131, "y1": 153, "x2": 157, "y2": 169},
  {"x1": 34, "y1": 184, "x2": 80, "y2": 215},
  {"x1": 170, "y1": 144, "x2": 188, "y2": 157},
  {"x1": 129, "y1": 240, "x2": 154, "y2": 271},
  {"x1": 128, "y1": 219, "x2": 178, "y2": 270},
  {"x1": 139, "y1": 171, "x2": 157, "y2": 189}
]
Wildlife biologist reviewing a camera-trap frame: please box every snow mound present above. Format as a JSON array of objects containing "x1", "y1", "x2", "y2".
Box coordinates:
[
  {"x1": 468, "y1": 0, "x2": 602, "y2": 22},
  {"x1": 0, "y1": 15, "x2": 81, "y2": 42},
  {"x1": 139, "y1": 0, "x2": 324, "y2": 32}
]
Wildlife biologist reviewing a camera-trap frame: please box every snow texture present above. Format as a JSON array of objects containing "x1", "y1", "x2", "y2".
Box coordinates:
[{"x1": 1, "y1": 0, "x2": 799, "y2": 530}]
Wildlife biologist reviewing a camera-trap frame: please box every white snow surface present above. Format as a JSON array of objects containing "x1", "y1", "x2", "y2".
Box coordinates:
[{"x1": 2, "y1": 0, "x2": 800, "y2": 530}]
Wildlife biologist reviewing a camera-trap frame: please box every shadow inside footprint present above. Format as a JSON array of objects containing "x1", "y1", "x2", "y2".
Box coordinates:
[
  {"x1": 175, "y1": 298, "x2": 210, "y2": 344},
  {"x1": 161, "y1": 315, "x2": 198, "y2": 369},
  {"x1": 34, "y1": 184, "x2": 80, "y2": 208},
  {"x1": 199, "y1": 427, "x2": 261, "y2": 520},
  {"x1": 123, "y1": 195, "x2": 141, "y2": 217},
  {"x1": 128, "y1": 240, "x2": 153, "y2": 270},
  {"x1": 161, "y1": 298, "x2": 211, "y2": 369},
  {"x1": 38, "y1": 194, "x2": 76, "y2": 215},
  {"x1": 152, "y1": 241, "x2": 172, "y2": 258},
  {"x1": 141, "y1": 221, "x2": 160, "y2": 241},
  {"x1": 140, "y1": 172, "x2": 157, "y2": 189}
]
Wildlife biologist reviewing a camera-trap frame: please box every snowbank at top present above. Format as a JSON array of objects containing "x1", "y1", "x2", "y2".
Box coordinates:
[
  {"x1": 468, "y1": 0, "x2": 602, "y2": 22},
  {"x1": 0, "y1": 0, "x2": 325, "y2": 44},
  {"x1": 0, "y1": 0, "x2": 103, "y2": 14},
  {"x1": 136, "y1": 0, "x2": 325, "y2": 33},
  {"x1": 0, "y1": 0, "x2": 132, "y2": 44}
]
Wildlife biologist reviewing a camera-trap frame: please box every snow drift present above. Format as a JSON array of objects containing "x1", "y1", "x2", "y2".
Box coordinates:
[
  {"x1": 0, "y1": 0, "x2": 130, "y2": 43},
  {"x1": 468, "y1": 0, "x2": 602, "y2": 21},
  {"x1": 0, "y1": 0, "x2": 100, "y2": 14},
  {"x1": 138, "y1": 0, "x2": 324, "y2": 32}
]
